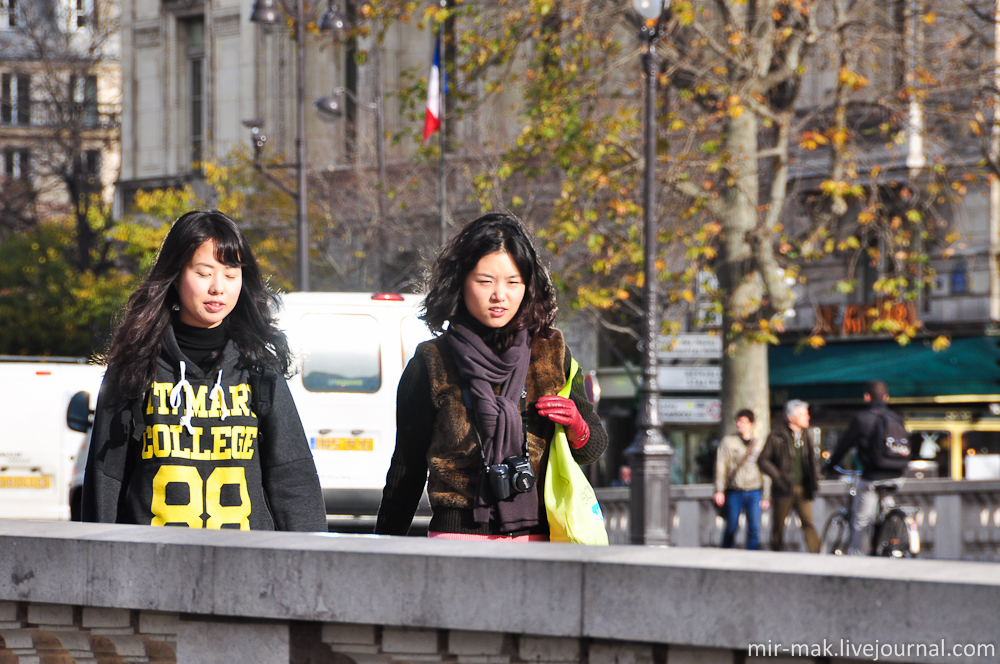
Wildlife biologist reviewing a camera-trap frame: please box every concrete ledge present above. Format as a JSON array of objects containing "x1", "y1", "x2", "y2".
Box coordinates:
[{"x1": 0, "y1": 520, "x2": 998, "y2": 663}]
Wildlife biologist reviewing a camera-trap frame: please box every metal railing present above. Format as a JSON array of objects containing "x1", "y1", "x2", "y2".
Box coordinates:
[
  {"x1": 597, "y1": 478, "x2": 1000, "y2": 560},
  {"x1": 0, "y1": 101, "x2": 120, "y2": 130}
]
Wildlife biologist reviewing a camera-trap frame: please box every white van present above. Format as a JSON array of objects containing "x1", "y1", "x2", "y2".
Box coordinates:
[
  {"x1": 0, "y1": 357, "x2": 105, "y2": 521},
  {"x1": 276, "y1": 292, "x2": 434, "y2": 530}
]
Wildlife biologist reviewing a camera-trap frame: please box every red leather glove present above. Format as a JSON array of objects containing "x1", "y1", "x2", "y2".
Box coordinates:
[{"x1": 536, "y1": 395, "x2": 590, "y2": 449}]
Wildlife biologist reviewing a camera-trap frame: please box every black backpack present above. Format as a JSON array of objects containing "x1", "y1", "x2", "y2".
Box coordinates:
[{"x1": 865, "y1": 409, "x2": 911, "y2": 470}]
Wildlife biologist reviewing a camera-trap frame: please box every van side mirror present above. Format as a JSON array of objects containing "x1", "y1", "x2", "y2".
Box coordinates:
[{"x1": 67, "y1": 391, "x2": 94, "y2": 432}]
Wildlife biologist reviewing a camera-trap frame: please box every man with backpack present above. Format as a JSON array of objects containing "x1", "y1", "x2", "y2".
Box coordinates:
[{"x1": 825, "y1": 380, "x2": 911, "y2": 555}]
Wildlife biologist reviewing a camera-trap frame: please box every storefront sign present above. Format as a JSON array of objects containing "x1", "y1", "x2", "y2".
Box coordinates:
[
  {"x1": 657, "y1": 366, "x2": 721, "y2": 391},
  {"x1": 657, "y1": 334, "x2": 723, "y2": 359},
  {"x1": 658, "y1": 399, "x2": 722, "y2": 424}
]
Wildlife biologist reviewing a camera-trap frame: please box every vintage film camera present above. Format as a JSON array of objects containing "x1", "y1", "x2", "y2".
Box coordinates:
[{"x1": 487, "y1": 455, "x2": 535, "y2": 501}]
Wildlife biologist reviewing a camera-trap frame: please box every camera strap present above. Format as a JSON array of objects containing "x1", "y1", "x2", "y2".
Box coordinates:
[{"x1": 461, "y1": 383, "x2": 529, "y2": 468}]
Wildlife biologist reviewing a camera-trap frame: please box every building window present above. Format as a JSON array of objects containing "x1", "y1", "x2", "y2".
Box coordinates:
[
  {"x1": 70, "y1": 74, "x2": 98, "y2": 127},
  {"x1": 74, "y1": 149, "x2": 101, "y2": 191},
  {"x1": 65, "y1": 0, "x2": 91, "y2": 31},
  {"x1": 2, "y1": 149, "x2": 30, "y2": 179},
  {"x1": 181, "y1": 18, "x2": 205, "y2": 170},
  {"x1": 1, "y1": 73, "x2": 30, "y2": 125},
  {"x1": 0, "y1": 0, "x2": 17, "y2": 29},
  {"x1": 951, "y1": 261, "x2": 969, "y2": 295}
]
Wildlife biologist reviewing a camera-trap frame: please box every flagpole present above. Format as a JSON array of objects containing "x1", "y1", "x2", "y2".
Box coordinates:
[{"x1": 437, "y1": 23, "x2": 448, "y2": 246}]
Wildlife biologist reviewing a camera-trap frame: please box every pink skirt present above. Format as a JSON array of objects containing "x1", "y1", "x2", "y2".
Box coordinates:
[{"x1": 428, "y1": 532, "x2": 549, "y2": 542}]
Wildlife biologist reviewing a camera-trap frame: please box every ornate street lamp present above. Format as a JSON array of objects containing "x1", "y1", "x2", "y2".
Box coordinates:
[
  {"x1": 623, "y1": 0, "x2": 674, "y2": 546},
  {"x1": 250, "y1": 0, "x2": 343, "y2": 291}
]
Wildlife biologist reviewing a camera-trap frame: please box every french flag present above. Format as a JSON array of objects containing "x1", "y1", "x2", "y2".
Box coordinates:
[{"x1": 423, "y1": 31, "x2": 447, "y2": 143}]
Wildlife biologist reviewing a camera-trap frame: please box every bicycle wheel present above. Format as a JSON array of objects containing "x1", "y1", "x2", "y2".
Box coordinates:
[
  {"x1": 874, "y1": 512, "x2": 912, "y2": 558},
  {"x1": 821, "y1": 510, "x2": 850, "y2": 555}
]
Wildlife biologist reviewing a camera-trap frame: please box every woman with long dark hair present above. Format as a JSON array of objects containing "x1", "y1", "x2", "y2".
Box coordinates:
[
  {"x1": 82, "y1": 210, "x2": 326, "y2": 531},
  {"x1": 375, "y1": 213, "x2": 607, "y2": 539}
]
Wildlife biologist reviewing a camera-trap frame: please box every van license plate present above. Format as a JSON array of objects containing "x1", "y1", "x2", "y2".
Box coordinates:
[
  {"x1": 312, "y1": 437, "x2": 374, "y2": 451},
  {"x1": 0, "y1": 475, "x2": 52, "y2": 489}
]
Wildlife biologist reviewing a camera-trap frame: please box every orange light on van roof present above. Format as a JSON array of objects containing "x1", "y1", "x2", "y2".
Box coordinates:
[{"x1": 371, "y1": 293, "x2": 405, "y2": 301}]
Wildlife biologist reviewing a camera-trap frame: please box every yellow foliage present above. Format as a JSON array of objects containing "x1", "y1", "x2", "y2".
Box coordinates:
[
  {"x1": 838, "y1": 67, "x2": 869, "y2": 91},
  {"x1": 799, "y1": 131, "x2": 828, "y2": 150},
  {"x1": 932, "y1": 335, "x2": 950, "y2": 351}
]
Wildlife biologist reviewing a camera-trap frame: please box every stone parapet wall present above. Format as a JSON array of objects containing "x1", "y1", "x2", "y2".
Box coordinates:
[
  {"x1": 598, "y1": 479, "x2": 1000, "y2": 559},
  {"x1": 0, "y1": 520, "x2": 997, "y2": 663}
]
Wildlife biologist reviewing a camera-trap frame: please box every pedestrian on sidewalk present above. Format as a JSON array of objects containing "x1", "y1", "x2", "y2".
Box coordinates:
[
  {"x1": 714, "y1": 409, "x2": 770, "y2": 550},
  {"x1": 759, "y1": 400, "x2": 821, "y2": 552}
]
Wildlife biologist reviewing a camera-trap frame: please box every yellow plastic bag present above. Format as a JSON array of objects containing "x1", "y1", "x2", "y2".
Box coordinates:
[{"x1": 544, "y1": 358, "x2": 609, "y2": 545}]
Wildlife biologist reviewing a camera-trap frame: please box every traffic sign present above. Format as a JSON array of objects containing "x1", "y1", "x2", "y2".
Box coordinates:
[
  {"x1": 658, "y1": 399, "x2": 722, "y2": 423},
  {"x1": 657, "y1": 334, "x2": 722, "y2": 359},
  {"x1": 657, "y1": 366, "x2": 721, "y2": 391}
]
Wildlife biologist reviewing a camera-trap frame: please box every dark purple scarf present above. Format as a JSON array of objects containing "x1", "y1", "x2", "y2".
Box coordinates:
[{"x1": 447, "y1": 314, "x2": 536, "y2": 531}]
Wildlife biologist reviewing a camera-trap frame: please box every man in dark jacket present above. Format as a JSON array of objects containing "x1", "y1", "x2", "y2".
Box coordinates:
[
  {"x1": 759, "y1": 400, "x2": 821, "y2": 552},
  {"x1": 826, "y1": 380, "x2": 906, "y2": 554}
]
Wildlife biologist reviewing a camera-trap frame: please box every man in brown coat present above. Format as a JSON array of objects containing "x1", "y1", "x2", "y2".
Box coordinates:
[{"x1": 759, "y1": 400, "x2": 821, "y2": 552}]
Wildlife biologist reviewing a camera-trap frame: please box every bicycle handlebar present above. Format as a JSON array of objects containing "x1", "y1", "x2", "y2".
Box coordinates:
[{"x1": 832, "y1": 465, "x2": 861, "y2": 476}]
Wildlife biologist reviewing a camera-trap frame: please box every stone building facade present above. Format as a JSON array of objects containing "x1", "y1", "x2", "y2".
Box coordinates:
[{"x1": 0, "y1": 0, "x2": 121, "y2": 226}]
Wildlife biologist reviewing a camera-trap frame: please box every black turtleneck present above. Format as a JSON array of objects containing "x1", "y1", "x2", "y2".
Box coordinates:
[{"x1": 172, "y1": 317, "x2": 227, "y2": 373}]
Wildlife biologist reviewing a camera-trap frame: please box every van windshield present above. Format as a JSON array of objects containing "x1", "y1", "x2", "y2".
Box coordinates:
[{"x1": 300, "y1": 314, "x2": 381, "y2": 393}]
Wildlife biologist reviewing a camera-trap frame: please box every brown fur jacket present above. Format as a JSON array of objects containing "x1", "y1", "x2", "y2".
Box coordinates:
[{"x1": 374, "y1": 329, "x2": 607, "y2": 536}]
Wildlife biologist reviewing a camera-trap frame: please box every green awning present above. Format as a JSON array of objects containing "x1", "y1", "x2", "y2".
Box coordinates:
[{"x1": 769, "y1": 336, "x2": 1000, "y2": 401}]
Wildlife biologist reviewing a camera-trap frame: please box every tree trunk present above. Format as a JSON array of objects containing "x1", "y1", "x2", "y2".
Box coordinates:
[{"x1": 717, "y1": 110, "x2": 771, "y2": 438}]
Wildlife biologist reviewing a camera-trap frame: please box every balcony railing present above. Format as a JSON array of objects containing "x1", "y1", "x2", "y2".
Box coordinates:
[{"x1": 0, "y1": 101, "x2": 120, "y2": 131}]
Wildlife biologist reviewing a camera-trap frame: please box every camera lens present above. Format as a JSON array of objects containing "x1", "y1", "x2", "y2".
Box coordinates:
[
  {"x1": 512, "y1": 472, "x2": 535, "y2": 493},
  {"x1": 504, "y1": 456, "x2": 535, "y2": 494}
]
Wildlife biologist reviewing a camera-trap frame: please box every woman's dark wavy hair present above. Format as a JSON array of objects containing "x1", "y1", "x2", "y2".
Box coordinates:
[
  {"x1": 104, "y1": 210, "x2": 291, "y2": 399},
  {"x1": 421, "y1": 213, "x2": 557, "y2": 343}
]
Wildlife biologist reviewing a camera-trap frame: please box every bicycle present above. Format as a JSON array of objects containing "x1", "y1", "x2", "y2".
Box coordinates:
[{"x1": 821, "y1": 467, "x2": 921, "y2": 557}]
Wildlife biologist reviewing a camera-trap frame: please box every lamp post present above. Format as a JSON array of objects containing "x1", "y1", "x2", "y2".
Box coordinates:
[
  {"x1": 250, "y1": 0, "x2": 346, "y2": 291},
  {"x1": 623, "y1": 0, "x2": 673, "y2": 546}
]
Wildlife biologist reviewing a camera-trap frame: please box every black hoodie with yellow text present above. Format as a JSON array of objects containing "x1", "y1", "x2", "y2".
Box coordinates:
[{"x1": 82, "y1": 326, "x2": 327, "y2": 531}]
